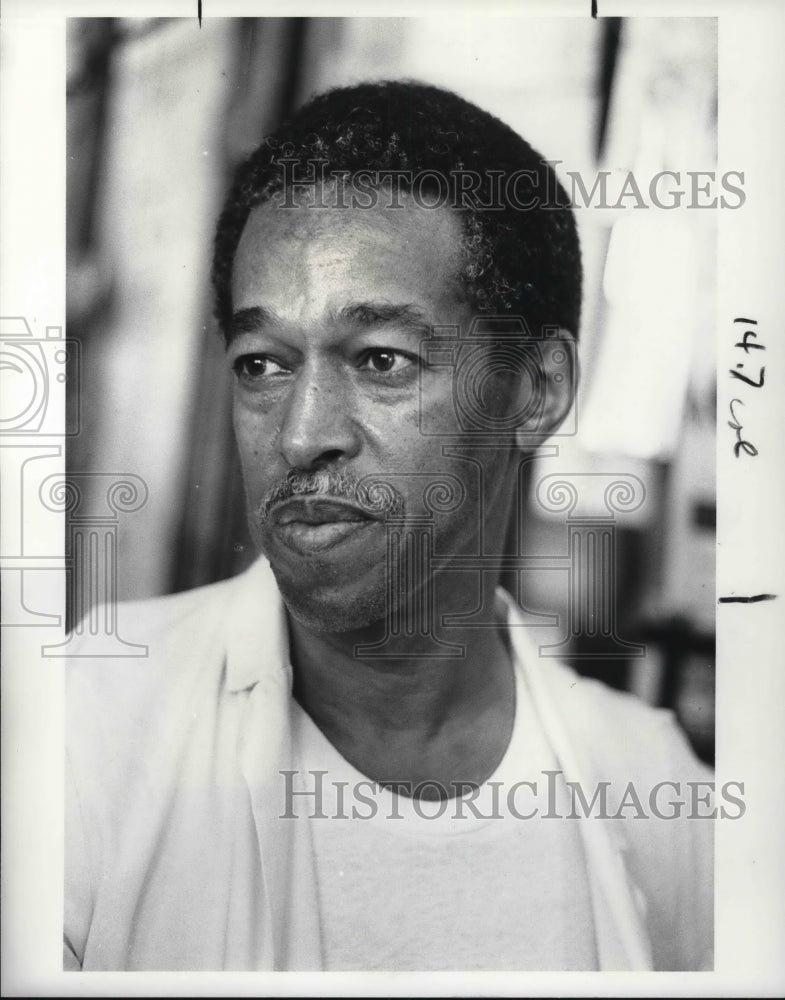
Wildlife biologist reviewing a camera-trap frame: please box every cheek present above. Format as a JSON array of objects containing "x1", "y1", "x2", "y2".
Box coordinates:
[
  {"x1": 415, "y1": 380, "x2": 462, "y2": 438},
  {"x1": 233, "y1": 406, "x2": 274, "y2": 491},
  {"x1": 233, "y1": 410, "x2": 255, "y2": 464}
]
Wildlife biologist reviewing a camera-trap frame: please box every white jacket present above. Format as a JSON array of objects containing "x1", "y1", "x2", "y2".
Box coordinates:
[{"x1": 65, "y1": 556, "x2": 713, "y2": 971}]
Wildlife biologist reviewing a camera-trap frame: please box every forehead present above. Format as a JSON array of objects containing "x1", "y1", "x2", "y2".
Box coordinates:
[{"x1": 231, "y1": 189, "x2": 468, "y2": 324}]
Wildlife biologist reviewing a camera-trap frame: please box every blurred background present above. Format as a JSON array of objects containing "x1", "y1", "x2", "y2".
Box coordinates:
[{"x1": 66, "y1": 16, "x2": 717, "y2": 762}]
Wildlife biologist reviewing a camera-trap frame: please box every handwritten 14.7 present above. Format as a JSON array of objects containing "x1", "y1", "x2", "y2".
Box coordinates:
[{"x1": 727, "y1": 317, "x2": 764, "y2": 458}]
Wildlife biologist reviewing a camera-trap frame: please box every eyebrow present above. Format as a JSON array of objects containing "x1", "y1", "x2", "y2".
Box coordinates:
[
  {"x1": 228, "y1": 306, "x2": 275, "y2": 340},
  {"x1": 228, "y1": 301, "x2": 432, "y2": 342},
  {"x1": 340, "y1": 301, "x2": 431, "y2": 336}
]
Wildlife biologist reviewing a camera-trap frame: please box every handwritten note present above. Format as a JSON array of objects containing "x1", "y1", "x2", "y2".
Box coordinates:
[{"x1": 727, "y1": 317, "x2": 764, "y2": 458}]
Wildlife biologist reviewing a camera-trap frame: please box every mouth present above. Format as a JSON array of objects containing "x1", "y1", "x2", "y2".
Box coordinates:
[{"x1": 268, "y1": 497, "x2": 382, "y2": 555}]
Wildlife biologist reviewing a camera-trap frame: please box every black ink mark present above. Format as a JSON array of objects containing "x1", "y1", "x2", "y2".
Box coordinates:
[
  {"x1": 733, "y1": 317, "x2": 758, "y2": 325},
  {"x1": 592, "y1": 0, "x2": 598, "y2": 17},
  {"x1": 730, "y1": 366, "x2": 765, "y2": 388},
  {"x1": 735, "y1": 330, "x2": 765, "y2": 353},
  {"x1": 718, "y1": 594, "x2": 777, "y2": 603},
  {"x1": 727, "y1": 397, "x2": 758, "y2": 457},
  {"x1": 198, "y1": 0, "x2": 202, "y2": 28}
]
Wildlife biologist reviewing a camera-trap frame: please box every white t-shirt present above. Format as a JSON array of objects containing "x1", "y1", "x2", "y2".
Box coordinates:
[{"x1": 291, "y1": 649, "x2": 598, "y2": 971}]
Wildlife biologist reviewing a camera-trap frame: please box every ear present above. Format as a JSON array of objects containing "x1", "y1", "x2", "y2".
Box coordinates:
[{"x1": 513, "y1": 327, "x2": 578, "y2": 448}]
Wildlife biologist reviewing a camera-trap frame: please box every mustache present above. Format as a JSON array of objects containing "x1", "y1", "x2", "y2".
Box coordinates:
[{"x1": 256, "y1": 469, "x2": 405, "y2": 524}]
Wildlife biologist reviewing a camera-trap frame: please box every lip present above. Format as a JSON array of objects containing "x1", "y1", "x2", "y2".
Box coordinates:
[
  {"x1": 271, "y1": 496, "x2": 379, "y2": 525},
  {"x1": 268, "y1": 497, "x2": 382, "y2": 555},
  {"x1": 275, "y1": 518, "x2": 379, "y2": 554}
]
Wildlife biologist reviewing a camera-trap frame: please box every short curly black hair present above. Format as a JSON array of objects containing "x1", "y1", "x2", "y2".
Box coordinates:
[{"x1": 212, "y1": 80, "x2": 581, "y2": 341}]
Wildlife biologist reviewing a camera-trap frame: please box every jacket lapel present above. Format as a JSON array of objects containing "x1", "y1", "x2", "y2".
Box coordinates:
[
  {"x1": 504, "y1": 594, "x2": 654, "y2": 971},
  {"x1": 225, "y1": 557, "x2": 323, "y2": 970}
]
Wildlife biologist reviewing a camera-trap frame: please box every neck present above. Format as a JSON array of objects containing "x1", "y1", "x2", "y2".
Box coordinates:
[{"x1": 288, "y1": 574, "x2": 515, "y2": 797}]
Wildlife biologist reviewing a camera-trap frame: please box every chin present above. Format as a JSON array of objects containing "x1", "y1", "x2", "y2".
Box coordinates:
[{"x1": 271, "y1": 567, "x2": 390, "y2": 635}]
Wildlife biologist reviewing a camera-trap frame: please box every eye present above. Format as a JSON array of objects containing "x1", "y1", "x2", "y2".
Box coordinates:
[
  {"x1": 358, "y1": 349, "x2": 417, "y2": 375},
  {"x1": 232, "y1": 354, "x2": 290, "y2": 382}
]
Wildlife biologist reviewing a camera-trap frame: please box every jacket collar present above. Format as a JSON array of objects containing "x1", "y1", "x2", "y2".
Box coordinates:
[{"x1": 224, "y1": 555, "x2": 290, "y2": 694}]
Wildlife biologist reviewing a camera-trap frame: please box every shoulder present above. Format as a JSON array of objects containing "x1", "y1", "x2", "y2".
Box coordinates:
[
  {"x1": 68, "y1": 572, "x2": 238, "y2": 659},
  {"x1": 65, "y1": 576, "x2": 235, "y2": 793},
  {"x1": 525, "y1": 654, "x2": 714, "y2": 971},
  {"x1": 65, "y1": 558, "x2": 281, "y2": 767},
  {"x1": 66, "y1": 574, "x2": 236, "y2": 709},
  {"x1": 64, "y1": 559, "x2": 285, "y2": 866},
  {"x1": 520, "y1": 647, "x2": 703, "y2": 785},
  {"x1": 501, "y1": 593, "x2": 701, "y2": 786}
]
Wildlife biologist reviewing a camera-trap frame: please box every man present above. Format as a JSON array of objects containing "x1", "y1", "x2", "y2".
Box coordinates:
[{"x1": 65, "y1": 81, "x2": 713, "y2": 972}]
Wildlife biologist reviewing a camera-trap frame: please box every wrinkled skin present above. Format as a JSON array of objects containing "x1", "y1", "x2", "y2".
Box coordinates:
[{"x1": 229, "y1": 192, "x2": 523, "y2": 634}]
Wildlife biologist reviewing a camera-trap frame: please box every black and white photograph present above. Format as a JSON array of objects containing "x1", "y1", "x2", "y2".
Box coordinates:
[{"x1": 1, "y1": 1, "x2": 783, "y2": 995}]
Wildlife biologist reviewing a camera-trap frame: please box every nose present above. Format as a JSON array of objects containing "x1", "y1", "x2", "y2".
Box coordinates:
[{"x1": 276, "y1": 363, "x2": 361, "y2": 470}]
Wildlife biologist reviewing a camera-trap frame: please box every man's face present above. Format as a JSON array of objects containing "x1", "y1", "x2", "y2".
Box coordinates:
[{"x1": 228, "y1": 188, "x2": 519, "y2": 632}]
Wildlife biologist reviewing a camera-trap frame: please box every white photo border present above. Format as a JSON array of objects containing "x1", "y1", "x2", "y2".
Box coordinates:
[{"x1": 2, "y1": 0, "x2": 784, "y2": 995}]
